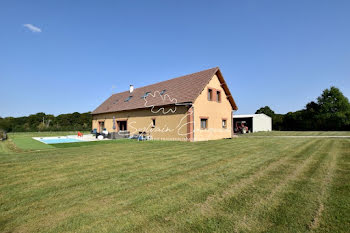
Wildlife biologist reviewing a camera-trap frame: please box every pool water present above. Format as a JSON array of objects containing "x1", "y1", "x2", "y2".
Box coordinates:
[{"x1": 39, "y1": 138, "x2": 84, "y2": 144}]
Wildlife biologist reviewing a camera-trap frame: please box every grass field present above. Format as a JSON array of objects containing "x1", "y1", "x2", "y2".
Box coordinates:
[
  {"x1": 0, "y1": 132, "x2": 349, "y2": 232},
  {"x1": 4, "y1": 131, "x2": 90, "y2": 151},
  {"x1": 242, "y1": 131, "x2": 350, "y2": 136}
]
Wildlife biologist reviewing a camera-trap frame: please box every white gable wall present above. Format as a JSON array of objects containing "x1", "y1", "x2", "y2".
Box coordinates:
[{"x1": 252, "y1": 114, "x2": 272, "y2": 132}]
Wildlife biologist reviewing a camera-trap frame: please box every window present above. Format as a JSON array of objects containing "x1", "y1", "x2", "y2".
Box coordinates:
[
  {"x1": 141, "y1": 92, "x2": 151, "y2": 99},
  {"x1": 160, "y1": 89, "x2": 166, "y2": 95},
  {"x1": 200, "y1": 118, "x2": 208, "y2": 129},
  {"x1": 208, "y1": 89, "x2": 213, "y2": 101},
  {"x1": 217, "y1": 91, "x2": 221, "y2": 102},
  {"x1": 124, "y1": 96, "x2": 133, "y2": 102},
  {"x1": 152, "y1": 118, "x2": 156, "y2": 127},
  {"x1": 222, "y1": 119, "x2": 227, "y2": 128}
]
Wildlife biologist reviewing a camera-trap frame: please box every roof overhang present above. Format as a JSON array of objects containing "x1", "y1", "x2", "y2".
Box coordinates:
[
  {"x1": 215, "y1": 68, "x2": 238, "y2": 110},
  {"x1": 91, "y1": 103, "x2": 188, "y2": 115}
]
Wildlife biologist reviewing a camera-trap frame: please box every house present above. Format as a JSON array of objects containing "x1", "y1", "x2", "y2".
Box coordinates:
[
  {"x1": 92, "y1": 67, "x2": 238, "y2": 141},
  {"x1": 233, "y1": 114, "x2": 272, "y2": 133}
]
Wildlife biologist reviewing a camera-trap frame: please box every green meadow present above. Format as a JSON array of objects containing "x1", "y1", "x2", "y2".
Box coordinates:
[
  {"x1": 0, "y1": 132, "x2": 349, "y2": 232},
  {"x1": 242, "y1": 131, "x2": 350, "y2": 136}
]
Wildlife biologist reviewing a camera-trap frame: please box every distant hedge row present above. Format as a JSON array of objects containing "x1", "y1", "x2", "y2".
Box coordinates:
[
  {"x1": 0, "y1": 112, "x2": 92, "y2": 132},
  {"x1": 256, "y1": 87, "x2": 350, "y2": 131}
]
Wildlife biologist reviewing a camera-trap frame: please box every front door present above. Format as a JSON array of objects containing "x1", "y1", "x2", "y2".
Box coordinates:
[{"x1": 117, "y1": 121, "x2": 127, "y2": 131}]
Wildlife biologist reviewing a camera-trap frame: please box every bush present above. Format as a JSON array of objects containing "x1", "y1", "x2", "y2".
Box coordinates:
[{"x1": 0, "y1": 130, "x2": 7, "y2": 141}]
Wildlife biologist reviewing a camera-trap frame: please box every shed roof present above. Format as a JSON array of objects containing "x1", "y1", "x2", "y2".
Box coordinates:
[{"x1": 233, "y1": 113, "x2": 271, "y2": 119}]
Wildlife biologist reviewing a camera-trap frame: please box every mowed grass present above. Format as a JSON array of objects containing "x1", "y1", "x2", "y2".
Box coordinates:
[
  {"x1": 0, "y1": 134, "x2": 349, "y2": 232},
  {"x1": 6, "y1": 131, "x2": 90, "y2": 151},
  {"x1": 243, "y1": 131, "x2": 350, "y2": 136}
]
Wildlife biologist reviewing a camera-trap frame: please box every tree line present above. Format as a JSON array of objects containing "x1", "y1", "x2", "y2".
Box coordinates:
[
  {"x1": 256, "y1": 86, "x2": 350, "y2": 131},
  {"x1": 0, "y1": 112, "x2": 92, "y2": 132},
  {"x1": 1, "y1": 86, "x2": 349, "y2": 132}
]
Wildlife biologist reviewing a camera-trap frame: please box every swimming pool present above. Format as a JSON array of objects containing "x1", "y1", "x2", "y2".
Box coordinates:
[{"x1": 38, "y1": 137, "x2": 84, "y2": 144}]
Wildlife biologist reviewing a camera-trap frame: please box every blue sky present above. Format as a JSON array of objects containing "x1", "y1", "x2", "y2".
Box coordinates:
[{"x1": 1, "y1": 0, "x2": 349, "y2": 117}]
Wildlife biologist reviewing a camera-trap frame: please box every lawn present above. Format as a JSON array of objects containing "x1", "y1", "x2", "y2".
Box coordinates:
[
  {"x1": 0, "y1": 132, "x2": 349, "y2": 232},
  {"x1": 242, "y1": 131, "x2": 350, "y2": 136},
  {"x1": 5, "y1": 131, "x2": 90, "y2": 151}
]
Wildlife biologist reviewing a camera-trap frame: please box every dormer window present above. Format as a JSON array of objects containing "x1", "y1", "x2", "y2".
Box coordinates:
[
  {"x1": 124, "y1": 96, "x2": 133, "y2": 102},
  {"x1": 141, "y1": 92, "x2": 151, "y2": 99},
  {"x1": 160, "y1": 89, "x2": 166, "y2": 95}
]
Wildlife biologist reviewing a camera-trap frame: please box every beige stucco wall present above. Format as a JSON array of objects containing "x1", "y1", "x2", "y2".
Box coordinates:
[
  {"x1": 92, "y1": 105, "x2": 189, "y2": 141},
  {"x1": 193, "y1": 74, "x2": 233, "y2": 141},
  {"x1": 92, "y1": 74, "x2": 234, "y2": 142}
]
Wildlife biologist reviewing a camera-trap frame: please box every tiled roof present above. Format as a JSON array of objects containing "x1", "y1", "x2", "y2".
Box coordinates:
[{"x1": 92, "y1": 67, "x2": 237, "y2": 114}]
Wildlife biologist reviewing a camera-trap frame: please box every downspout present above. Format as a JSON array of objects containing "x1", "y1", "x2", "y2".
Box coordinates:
[{"x1": 192, "y1": 105, "x2": 195, "y2": 142}]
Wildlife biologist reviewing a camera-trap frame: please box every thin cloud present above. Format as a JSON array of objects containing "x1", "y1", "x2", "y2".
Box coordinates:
[{"x1": 23, "y1": 24, "x2": 42, "y2": 33}]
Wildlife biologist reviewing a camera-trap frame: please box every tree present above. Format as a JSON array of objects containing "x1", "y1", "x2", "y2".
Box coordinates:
[
  {"x1": 254, "y1": 87, "x2": 350, "y2": 131},
  {"x1": 0, "y1": 117, "x2": 12, "y2": 132},
  {"x1": 0, "y1": 112, "x2": 92, "y2": 132},
  {"x1": 255, "y1": 106, "x2": 284, "y2": 130},
  {"x1": 314, "y1": 86, "x2": 350, "y2": 130},
  {"x1": 272, "y1": 114, "x2": 284, "y2": 130},
  {"x1": 317, "y1": 87, "x2": 350, "y2": 113},
  {"x1": 283, "y1": 86, "x2": 350, "y2": 131},
  {"x1": 255, "y1": 106, "x2": 275, "y2": 117}
]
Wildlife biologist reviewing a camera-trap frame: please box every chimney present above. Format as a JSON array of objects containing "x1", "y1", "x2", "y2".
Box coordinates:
[{"x1": 129, "y1": 85, "x2": 134, "y2": 93}]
